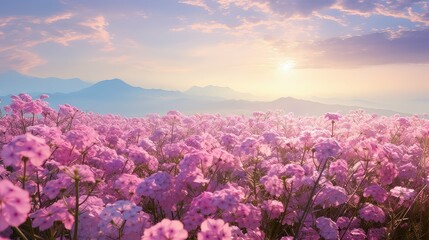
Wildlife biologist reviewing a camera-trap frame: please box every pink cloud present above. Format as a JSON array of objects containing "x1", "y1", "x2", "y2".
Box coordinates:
[
  {"x1": 80, "y1": 16, "x2": 114, "y2": 51},
  {"x1": 49, "y1": 30, "x2": 91, "y2": 46},
  {"x1": 0, "y1": 49, "x2": 45, "y2": 73},
  {"x1": 217, "y1": 0, "x2": 271, "y2": 12},
  {"x1": 313, "y1": 12, "x2": 347, "y2": 26},
  {"x1": 0, "y1": 14, "x2": 117, "y2": 74},
  {"x1": 334, "y1": 0, "x2": 429, "y2": 25},
  {"x1": 0, "y1": 17, "x2": 16, "y2": 28},
  {"x1": 170, "y1": 27, "x2": 186, "y2": 32},
  {"x1": 274, "y1": 28, "x2": 429, "y2": 68},
  {"x1": 45, "y1": 12, "x2": 74, "y2": 24},
  {"x1": 179, "y1": 0, "x2": 211, "y2": 12},
  {"x1": 190, "y1": 21, "x2": 230, "y2": 33}
]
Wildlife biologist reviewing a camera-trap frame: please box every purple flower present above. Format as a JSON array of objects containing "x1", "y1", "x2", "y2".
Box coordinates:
[
  {"x1": 325, "y1": 112, "x2": 341, "y2": 121},
  {"x1": 314, "y1": 138, "x2": 341, "y2": 164},
  {"x1": 142, "y1": 219, "x2": 188, "y2": 240},
  {"x1": 136, "y1": 171, "x2": 172, "y2": 201},
  {"x1": 197, "y1": 218, "x2": 232, "y2": 240},
  {"x1": 390, "y1": 186, "x2": 415, "y2": 205},
  {"x1": 316, "y1": 217, "x2": 339, "y2": 240},
  {"x1": 0, "y1": 180, "x2": 31, "y2": 231},
  {"x1": 1, "y1": 133, "x2": 50, "y2": 167},
  {"x1": 313, "y1": 185, "x2": 348, "y2": 208},
  {"x1": 379, "y1": 162, "x2": 398, "y2": 185},
  {"x1": 262, "y1": 200, "x2": 284, "y2": 219},
  {"x1": 359, "y1": 203, "x2": 385, "y2": 223},
  {"x1": 260, "y1": 175, "x2": 284, "y2": 197},
  {"x1": 61, "y1": 164, "x2": 96, "y2": 183},
  {"x1": 363, "y1": 184, "x2": 388, "y2": 203}
]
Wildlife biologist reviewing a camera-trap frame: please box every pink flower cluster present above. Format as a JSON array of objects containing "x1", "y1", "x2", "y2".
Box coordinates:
[
  {"x1": 0, "y1": 180, "x2": 31, "y2": 231},
  {"x1": 0, "y1": 94, "x2": 428, "y2": 239}
]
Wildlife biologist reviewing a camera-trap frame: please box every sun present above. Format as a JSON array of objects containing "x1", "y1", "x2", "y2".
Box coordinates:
[{"x1": 279, "y1": 60, "x2": 295, "y2": 73}]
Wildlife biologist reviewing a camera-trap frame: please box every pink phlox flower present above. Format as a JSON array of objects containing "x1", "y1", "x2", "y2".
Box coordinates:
[
  {"x1": 397, "y1": 163, "x2": 417, "y2": 180},
  {"x1": 316, "y1": 217, "x2": 339, "y2": 240},
  {"x1": 180, "y1": 150, "x2": 213, "y2": 171},
  {"x1": 27, "y1": 124, "x2": 63, "y2": 146},
  {"x1": 162, "y1": 142, "x2": 190, "y2": 159},
  {"x1": 0, "y1": 180, "x2": 31, "y2": 231},
  {"x1": 43, "y1": 174, "x2": 73, "y2": 199},
  {"x1": 359, "y1": 203, "x2": 385, "y2": 223},
  {"x1": 139, "y1": 138, "x2": 157, "y2": 153},
  {"x1": 211, "y1": 148, "x2": 240, "y2": 171},
  {"x1": 31, "y1": 200, "x2": 73, "y2": 230},
  {"x1": 379, "y1": 162, "x2": 398, "y2": 185},
  {"x1": 197, "y1": 218, "x2": 232, "y2": 240},
  {"x1": 58, "y1": 104, "x2": 78, "y2": 117},
  {"x1": 136, "y1": 171, "x2": 172, "y2": 201},
  {"x1": 224, "y1": 203, "x2": 261, "y2": 229},
  {"x1": 328, "y1": 159, "x2": 348, "y2": 185},
  {"x1": 260, "y1": 175, "x2": 284, "y2": 197},
  {"x1": 262, "y1": 200, "x2": 284, "y2": 219},
  {"x1": 314, "y1": 138, "x2": 341, "y2": 164},
  {"x1": 65, "y1": 124, "x2": 98, "y2": 151},
  {"x1": 281, "y1": 164, "x2": 305, "y2": 179},
  {"x1": 114, "y1": 173, "x2": 143, "y2": 201},
  {"x1": 313, "y1": 185, "x2": 348, "y2": 208},
  {"x1": 341, "y1": 228, "x2": 366, "y2": 240},
  {"x1": 325, "y1": 112, "x2": 341, "y2": 121},
  {"x1": 336, "y1": 216, "x2": 360, "y2": 229},
  {"x1": 1, "y1": 133, "x2": 50, "y2": 167},
  {"x1": 128, "y1": 145, "x2": 158, "y2": 171},
  {"x1": 382, "y1": 143, "x2": 403, "y2": 162},
  {"x1": 212, "y1": 185, "x2": 244, "y2": 210},
  {"x1": 61, "y1": 164, "x2": 96, "y2": 183},
  {"x1": 390, "y1": 186, "x2": 415, "y2": 205},
  {"x1": 239, "y1": 137, "x2": 259, "y2": 155},
  {"x1": 99, "y1": 200, "x2": 151, "y2": 239},
  {"x1": 220, "y1": 133, "x2": 238, "y2": 148},
  {"x1": 363, "y1": 184, "x2": 388, "y2": 203},
  {"x1": 142, "y1": 219, "x2": 188, "y2": 240}
]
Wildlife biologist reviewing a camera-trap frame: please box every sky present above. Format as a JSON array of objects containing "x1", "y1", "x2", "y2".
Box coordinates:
[{"x1": 0, "y1": 0, "x2": 428, "y2": 113}]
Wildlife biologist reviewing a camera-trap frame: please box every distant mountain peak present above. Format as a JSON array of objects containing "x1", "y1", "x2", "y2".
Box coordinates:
[
  {"x1": 0, "y1": 71, "x2": 91, "y2": 95},
  {"x1": 93, "y1": 78, "x2": 131, "y2": 87},
  {"x1": 78, "y1": 78, "x2": 142, "y2": 96},
  {"x1": 0, "y1": 70, "x2": 26, "y2": 78}
]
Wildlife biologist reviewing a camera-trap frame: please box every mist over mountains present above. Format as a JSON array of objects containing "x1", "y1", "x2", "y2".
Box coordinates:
[
  {"x1": 0, "y1": 71, "x2": 404, "y2": 116},
  {"x1": 0, "y1": 71, "x2": 91, "y2": 95}
]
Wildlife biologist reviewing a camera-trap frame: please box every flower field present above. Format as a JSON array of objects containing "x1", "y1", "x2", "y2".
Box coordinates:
[{"x1": 1, "y1": 93, "x2": 429, "y2": 240}]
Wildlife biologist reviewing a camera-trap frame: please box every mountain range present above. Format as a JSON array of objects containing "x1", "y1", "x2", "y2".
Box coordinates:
[{"x1": 0, "y1": 71, "x2": 403, "y2": 116}]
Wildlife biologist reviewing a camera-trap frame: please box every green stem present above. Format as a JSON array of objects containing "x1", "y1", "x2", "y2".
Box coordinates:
[
  {"x1": 294, "y1": 157, "x2": 329, "y2": 239},
  {"x1": 22, "y1": 157, "x2": 28, "y2": 189},
  {"x1": 73, "y1": 179, "x2": 79, "y2": 240},
  {"x1": 13, "y1": 227, "x2": 29, "y2": 240}
]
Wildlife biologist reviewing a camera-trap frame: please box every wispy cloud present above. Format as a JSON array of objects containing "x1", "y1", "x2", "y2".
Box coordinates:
[
  {"x1": 216, "y1": 0, "x2": 271, "y2": 12},
  {"x1": 0, "y1": 13, "x2": 117, "y2": 72},
  {"x1": 179, "y1": 0, "x2": 211, "y2": 12},
  {"x1": 279, "y1": 28, "x2": 429, "y2": 67},
  {"x1": 189, "y1": 21, "x2": 230, "y2": 33},
  {"x1": 313, "y1": 12, "x2": 347, "y2": 26},
  {"x1": 0, "y1": 17, "x2": 16, "y2": 27},
  {"x1": 264, "y1": 0, "x2": 336, "y2": 17},
  {"x1": 0, "y1": 49, "x2": 45, "y2": 73},
  {"x1": 80, "y1": 16, "x2": 114, "y2": 51},
  {"x1": 45, "y1": 12, "x2": 74, "y2": 24},
  {"x1": 334, "y1": 0, "x2": 429, "y2": 25}
]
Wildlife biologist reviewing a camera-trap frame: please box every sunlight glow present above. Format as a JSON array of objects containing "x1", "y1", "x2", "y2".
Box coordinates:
[{"x1": 279, "y1": 60, "x2": 295, "y2": 73}]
